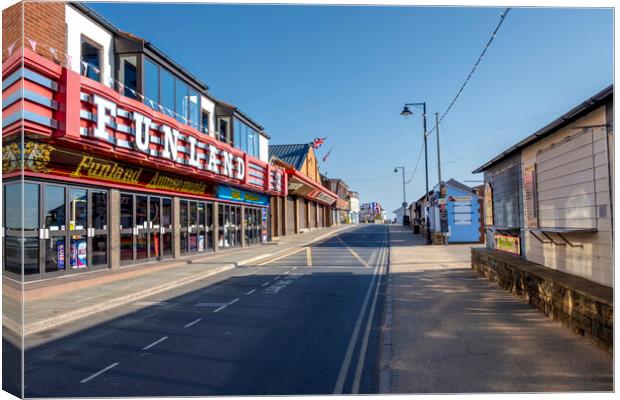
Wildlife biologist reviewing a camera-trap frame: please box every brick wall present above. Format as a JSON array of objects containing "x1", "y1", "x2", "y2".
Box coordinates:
[
  {"x1": 23, "y1": 2, "x2": 66, "y2": 63},
  {"x1": 2, "y1": 2, "x2": 22, "y2": 62},
  {"x1": 471, "y1": 247, "x2": 613, "y2": 354}
]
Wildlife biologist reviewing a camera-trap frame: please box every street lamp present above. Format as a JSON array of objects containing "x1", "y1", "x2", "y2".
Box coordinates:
[
  {"x1": 400, "y1": 102, "x2": 431, "y2": 245},
  {"x1": 394, "y1": 166, "x2": 408, "y2": 226}
]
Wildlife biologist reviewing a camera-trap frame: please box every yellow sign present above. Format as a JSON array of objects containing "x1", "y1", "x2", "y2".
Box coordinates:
[
  {"x1": 494, "y1": 234, "x2": 520, "y2": 255},
  {"x1": 146, "y1": 172, "x2": 207, "y2": 195},
  {"x1": 71, "y1": 156, "x2": 142, "y2": 184}
]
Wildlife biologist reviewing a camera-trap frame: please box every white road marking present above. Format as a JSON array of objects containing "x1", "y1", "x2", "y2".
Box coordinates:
[
  {"x1": 214, "y1": 298, "x2": 239, "y2": 313},
  {"x1": 261, "y1": 281, "x2": 271, "y2": 287},
  {"x1": 184, "y1": 318, "x2": 202, "y2": 328},
  {"x1": 80, "y1": 362, "x2": 120, "y2": 384},
  {"x1": 352, "y1": 235, "x2": 388, "y2": 393},
  {"x1": 132, "y1": 301, "x2": 168, "y2": 306},
  {"x1": 274, "y1": 276, "x2": 281, "y2": 280},
  {"x1": 195, "y1": 302, "x2": 227, "y2": 307},
  {"x1": 142, "y1": 336, "x2": 168, "y2": 350},
  {"x1": 334, "y1": 229, "x2": 388, "y2": 394},
  {"x1": 246, "y1": 289, "x2": 256, "y2": 295}
]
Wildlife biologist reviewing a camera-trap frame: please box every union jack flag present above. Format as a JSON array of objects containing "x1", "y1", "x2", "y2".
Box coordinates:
[{"x1": 311, "y1": 137, "x2": 326, "y2": 149}]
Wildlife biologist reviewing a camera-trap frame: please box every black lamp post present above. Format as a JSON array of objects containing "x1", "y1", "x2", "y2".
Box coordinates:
[{"x1": 401, "y1": 102, "x2": 431, "y2": 245}]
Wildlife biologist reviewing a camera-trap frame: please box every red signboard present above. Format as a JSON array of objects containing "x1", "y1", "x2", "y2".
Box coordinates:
[{"x1": 2, "y1": 49, "x2": 285, "y2": 197}]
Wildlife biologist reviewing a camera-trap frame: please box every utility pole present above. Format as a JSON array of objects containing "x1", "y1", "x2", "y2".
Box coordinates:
[
  {"x1": 435, "y1": 112, "x2": 442, "y2": 184},
  {"x1": 422, "y1": 104, "x2": 431, "y2": 245}
]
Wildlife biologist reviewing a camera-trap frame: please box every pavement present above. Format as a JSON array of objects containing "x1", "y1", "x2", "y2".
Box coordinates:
[
  {"x1": 3, "y1": 224, "x2": 353, "y2": 338},
  {"x1": 384, "y1": 225, "x2": 613, "y2": 393},
  {"x1": 19, "y1": 224, "x2": 388, "y2": 397}
]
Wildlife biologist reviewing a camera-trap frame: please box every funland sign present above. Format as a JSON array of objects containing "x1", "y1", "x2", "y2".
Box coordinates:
[{"x1": 84, "y1": 93, "x2": 246, "y2": 182}]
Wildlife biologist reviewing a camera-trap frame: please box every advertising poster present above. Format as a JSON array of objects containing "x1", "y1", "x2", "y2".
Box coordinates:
[
  {"x1": 261, "y1": 208, "x2": 268, "y2": 243},
  {"x1": 57, "y1": 241, "x2": 65, "y2": 269},
  {"x1": 70, "y1": 238, "x2": 88, "y2": 269}
]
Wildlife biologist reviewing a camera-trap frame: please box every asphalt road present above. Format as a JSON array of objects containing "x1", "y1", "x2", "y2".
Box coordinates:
[{"x1": 23, "y1": 224, "x2": 388, "y2": 397}]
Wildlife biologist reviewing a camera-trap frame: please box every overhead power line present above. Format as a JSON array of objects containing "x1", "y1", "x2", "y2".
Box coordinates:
[{"x1": 427, "y1": 7, "x2": 512, "y2": 137}]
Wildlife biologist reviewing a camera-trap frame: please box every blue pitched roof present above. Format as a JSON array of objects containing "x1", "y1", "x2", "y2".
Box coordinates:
[{"x1": 269, "y1": 144, "x2": 311, "y2": 170}]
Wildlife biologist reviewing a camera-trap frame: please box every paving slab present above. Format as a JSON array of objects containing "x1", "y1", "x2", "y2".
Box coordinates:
[{"x1": 385, "y1": 225, "x2": 613, "y2": 393}]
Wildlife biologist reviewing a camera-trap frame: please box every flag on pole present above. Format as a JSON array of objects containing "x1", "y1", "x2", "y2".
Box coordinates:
[
  {"x1": 49, "y1": 47, "x2": 58, "y2": 62},
  {"x1": 322, "y1": 146, "x2": 334, "y2": 162},
  {"x1": 311, "y1": 137, "x2": 326, "y2": 149},
  {"x1": 8, "y1": 42, "x2": 15, "y2": 57},
  {"x1": 27, "y1": 38, "x2": 37, "y2": 52}
]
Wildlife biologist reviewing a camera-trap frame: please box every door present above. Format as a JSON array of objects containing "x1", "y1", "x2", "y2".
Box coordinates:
[
  {"x1": 120, "y1": 193, "x2": 135, "y2": 263},
  {"x1": 43, "y1": 184, "x2": 67, "y2": 277},
  {"x1": 90, "y1": 190, "x2": 108, "y2": 267},
  {"x1": 68, "y1": 188, "x2": 89, "y2": 270}
]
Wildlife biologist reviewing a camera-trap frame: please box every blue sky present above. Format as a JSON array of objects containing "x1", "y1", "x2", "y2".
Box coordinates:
[{"x1": 88, "y1": 3, "x2": 613, "y2": 215}]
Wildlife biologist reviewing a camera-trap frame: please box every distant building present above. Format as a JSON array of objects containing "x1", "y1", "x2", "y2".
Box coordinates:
[
  {"x1": 269, "y1": 144, "x2": 338, "y2": 237},
  {"x1": 348, "y1": 191, "x2": 360, "y2": 224},
  {"x1": 393, "y1": 206, "x2": 407, "y2": 225}
]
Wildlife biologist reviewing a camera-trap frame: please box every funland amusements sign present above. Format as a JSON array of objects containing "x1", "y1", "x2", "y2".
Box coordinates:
[{"x1": 2, "y1": 49, "x2": 285, "y2": 197}]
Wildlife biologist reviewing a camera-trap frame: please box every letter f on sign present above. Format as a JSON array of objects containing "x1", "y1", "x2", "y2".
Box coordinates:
[{"x1": 92, "y1": 95, "x2": 117, "y2": 141}]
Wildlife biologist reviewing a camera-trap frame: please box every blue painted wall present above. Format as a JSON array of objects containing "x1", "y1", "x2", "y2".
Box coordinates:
[
  {"x1": 446, "y1": 185, "x2": 480, "y2": 243},
  {"x1": 431, "y1": 182, "x2": 481, "y2": 243}
]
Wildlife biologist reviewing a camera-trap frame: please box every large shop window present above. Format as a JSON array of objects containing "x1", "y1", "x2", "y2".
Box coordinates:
[
  {"x1": 219, "y1": 204, "x2": 242, "y2": 249},
  {"x1": 120, "y1": 193, "x2": 173, "y2": 264},
  {"x1": 180, "y1": 200, "x2": 214, "y2": 254},
  {"x1": 81, "y1": 36, "x2": 102, "y2": 82},
  {"x1": 3, "y1": 182, "x2": 109, "y2": 280},
  {"x1": 244, "y1": 207, "x2": 263, "y2": 246},
  {"x1": 233, "y1": 118, "x2": 260, "y2": 158},
  {"x1": 143, "y1": 57, "x2": 201, "y2": 130}
]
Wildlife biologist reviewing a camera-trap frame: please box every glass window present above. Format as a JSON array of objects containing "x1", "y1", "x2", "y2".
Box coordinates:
[
  {"x1": 92, "y1": 191, "x2": 107, "y2": 230},
  {"x1": 162, "y1": 198, "x2": 172, "y2": 227},
  {"x1": 81, "y1": 37, "x2": 101, "y2": 82},
  {"x1": 119, "y1": 55, "x2": 138, "y2": 99},
  {"x1": 44, "y1": 186, "x2": 65, "y2": 230},
  {"x1": 160, "y1": 67, "x2": 175, "y2": 117},
  {"x1": 4, "y1": 183, "x2": 23, "y2": 230},
  {"x1": 233, "y1": 119, "x2": 241, "y2": 148},
  {"x1": 254, "y1": 131, "x2": 260, "y2": 158},
  {"x1": 69, "y1": 189, "x2": 87, "y2": 230},
  {"x1": 24, "y1": 183, "x2": 40, "y2": 230},
  {"x1": 175, "y1": 78, "x2": 189, "y2": 124},
  {"x1": 202, "y1": 110, "x2": 210, "y2": 135},
  {"x1": 219, "y1": 119, "x2": 229, "y2": 144},
  {"x1": 188, "y1": 88, "x2": 200, "y2": 130},
  {"x1": 144, "y1": 58, "x2": 159, "y2": 110},
  {"x1": 120, "y1": 194, "x2": 133, "y2": 229}
]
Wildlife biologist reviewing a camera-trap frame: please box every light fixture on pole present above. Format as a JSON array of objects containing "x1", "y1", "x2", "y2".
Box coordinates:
[{"x1": 400, "y1": 102, "x2": 431, "y2": 245}]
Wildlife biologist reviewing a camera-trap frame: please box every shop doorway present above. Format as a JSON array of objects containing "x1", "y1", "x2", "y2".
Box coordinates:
[
  {"x1": 120, "y1": 193, "x2": 172, "y2": 264},
  {"x1": 218, "y1": 204, "x2": 241, "y2": 249},
  {"x1": 244, "y1": 207, "x2": 262, "y2": 246},
  {"x1": 179, "y1": 199, "x2": 214, "y2": 254},
  {"x1": 3, "y1": 181, "x2": 109, "y2": 281}
]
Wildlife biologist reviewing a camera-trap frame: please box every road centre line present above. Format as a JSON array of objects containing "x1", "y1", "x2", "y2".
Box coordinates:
[
  {"x1": 184, "y1": 318, "x2": 202, "y2": 328},
  {"x1": 352, "y1": 232, "x2": 388, "y2": 393},
  {"x1": 142, "y1": 336, "x2": 168, "y2": 350},
  {"x1": 261, "y1": 281, "x2": 271, "y2": 287},
  {"x1": 333, "y1": 228, "x2": 388, "y2": 394},
  {"x1": 246, "y1": 289, "x2": 256, "y2": 295},
  {"x1": 80, "y1": 362, "x2": 120, "y2": 384},
  {"x1": 214, "y1": 298, "x2": 239, "y2": 313}
]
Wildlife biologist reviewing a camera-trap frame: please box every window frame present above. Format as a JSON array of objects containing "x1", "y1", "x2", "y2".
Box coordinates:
[{"x1": 80, "y1": 35, "x2": 103, "y2": 83}]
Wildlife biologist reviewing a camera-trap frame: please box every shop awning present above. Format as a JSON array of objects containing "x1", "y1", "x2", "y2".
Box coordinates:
[{"x1": 286, "y1": 169, "x2": 338, "y2": 206}]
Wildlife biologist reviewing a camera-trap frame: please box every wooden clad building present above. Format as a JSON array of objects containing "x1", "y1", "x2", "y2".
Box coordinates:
[{"x1": 474, "y1": 85, "x2": 614, "y2": 286}]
